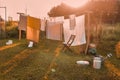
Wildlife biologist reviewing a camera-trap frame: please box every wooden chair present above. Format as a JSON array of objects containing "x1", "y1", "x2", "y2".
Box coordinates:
[{"x1": 62, "y1": 35, "x2": 76, "y2": 52}]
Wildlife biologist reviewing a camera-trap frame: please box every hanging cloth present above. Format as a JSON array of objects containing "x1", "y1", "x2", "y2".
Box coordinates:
[
  {"x1": 46, "y1": 22, "x2": 63, "y2": 41},
  {"x1": 69, "y1": 14, "x2": 76, "y2": 30},
  {"x1": 26, "y1": 16, "x2": 41, "y2": 43},
  {"x1": 27, "y1": 16, "x2": 41, "y2": 30},
  {"x1": 63, "y1": 15, "x2": 86, "y2": 46}
]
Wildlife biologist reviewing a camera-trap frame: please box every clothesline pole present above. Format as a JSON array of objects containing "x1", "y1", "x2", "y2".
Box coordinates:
[
  {"x1": 85, "y1": 11, "x2": 91, "y2": 55},
  {"x1": 19, "y1": 29, "x2": 21, "y2": 40}
]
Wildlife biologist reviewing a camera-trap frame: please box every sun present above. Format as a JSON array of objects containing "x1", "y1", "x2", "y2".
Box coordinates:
[{"x1": 63, "y1": 0, "x2": 89, "y2": 8}]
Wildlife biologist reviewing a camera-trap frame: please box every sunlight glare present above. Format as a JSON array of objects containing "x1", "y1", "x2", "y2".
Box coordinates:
[{"x1": 63, "y1": 0, "x2": 89, "y2": 8}]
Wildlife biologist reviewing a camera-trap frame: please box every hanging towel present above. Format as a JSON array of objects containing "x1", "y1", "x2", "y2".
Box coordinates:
[
  {"x1": 26, "y1": 16, "x2": 41, "y2": 43},
  {"x1": 75, "y1": 15, "x2": 86, "y2": 45},
  {"x1": 46, "y1": 22, "x2": 63, "y2": 41},
  {"x1": 27, "y1": 16, "x2": 41, "y2": 30},
  {"x1": 26, "y1": 26, "x2": 40, "y2": 43},
  {"x1": 69, "y1": 14, "x2": 76, "y2": 30},
  {"x1": 55, "y1": 16, "x2": 64, "y2": 23}
]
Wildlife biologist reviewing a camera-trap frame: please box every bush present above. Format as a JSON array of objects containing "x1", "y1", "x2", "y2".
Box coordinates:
[
  {"x1": 6, "y1": 27, "x2": 19, "y2": 38},
  {"x1": 0, "y1": 29, "x2": 6, "y2": 39}
]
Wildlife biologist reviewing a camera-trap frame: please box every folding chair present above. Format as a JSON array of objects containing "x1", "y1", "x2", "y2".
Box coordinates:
[{"x1": 62, "y1": 35, "x2": 76, "y2": 52}]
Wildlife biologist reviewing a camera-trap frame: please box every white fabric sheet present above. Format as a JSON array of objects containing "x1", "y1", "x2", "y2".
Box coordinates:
[
  {"x1": 55, "y1": 16, "x2": 64, "y2": 23},
  {"x1": 46, "y1": 22, "x2": 62, "y2": 41},
  {"x1": 69, "y1": 14, "x2": 76, "y2": 30},
  {"x1": 63, "y1": 15, "x2": 86, "y2": 46}
]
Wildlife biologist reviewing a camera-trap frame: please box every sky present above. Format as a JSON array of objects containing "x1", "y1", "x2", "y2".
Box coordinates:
[{"x1": 0, "y1": 0, "x2": 89, "y2": 20}]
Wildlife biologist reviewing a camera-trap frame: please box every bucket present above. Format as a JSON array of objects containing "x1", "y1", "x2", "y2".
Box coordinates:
[{"x1": 93, "y1": 57, "x2": 101, "y2": 69}]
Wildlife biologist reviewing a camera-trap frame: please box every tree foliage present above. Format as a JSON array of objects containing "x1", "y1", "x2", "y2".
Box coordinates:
[{"x1": 48, "y1": 0, "x2": 119, "y2": 23}]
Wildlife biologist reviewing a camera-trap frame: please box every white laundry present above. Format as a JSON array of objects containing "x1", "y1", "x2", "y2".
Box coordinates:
[
  {"x1": 69, "y1": 14, "x2": 76, "y2": 30},
  {"x1": 55, "y1": 16, "x2": 64, "y2": 23},
  {"x1": 46, "y1": 21, "x2": 63, "y2": 41},
  {"x1": 63, "y1": 15, "x2": 86, "y2": 46}
]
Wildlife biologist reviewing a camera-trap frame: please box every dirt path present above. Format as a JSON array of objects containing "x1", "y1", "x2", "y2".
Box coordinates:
[
  {"x1": 0, "y1": 43, "x2": 46, "y2": 75},
  {"x1": 1, "y1": 49, "x2": 30, "y2": 75},
  {"x1": 0, "y1": 47, "x2": 40, "y2": 75},
  {"x1": 43, "y1": 45, "x2": 62, "y2": 80},
  {"x1": 0, "y1": 43, "x2": 21, "y2": 51}
]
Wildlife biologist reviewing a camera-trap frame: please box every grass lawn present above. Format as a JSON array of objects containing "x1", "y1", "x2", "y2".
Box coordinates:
[{"x1": 0, "y1": 24, "x2": 120, "y2": 80}]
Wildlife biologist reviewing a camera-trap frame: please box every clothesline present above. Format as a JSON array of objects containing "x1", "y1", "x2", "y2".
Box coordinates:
[{"x1": 18, "y1": 14, "x2": 86, "y2": 46}]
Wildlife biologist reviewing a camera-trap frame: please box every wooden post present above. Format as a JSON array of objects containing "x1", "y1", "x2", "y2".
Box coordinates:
[
  {"x1": 98, "y1": 12, "x2": 103, "y2": 42},
  {"x1": 17, "y1": 13, "x2": 25, "y2": 40},
  {"x1": 85, "y1": 12, "x2": 91, "y2": 54},
  {"x1": 19, "y1": 29, "x2": 21, "y2": 40}
]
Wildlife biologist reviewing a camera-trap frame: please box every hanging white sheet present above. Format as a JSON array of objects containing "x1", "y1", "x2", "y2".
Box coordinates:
[
  {"x1": 63, "y1": 15, "x2": 86, "y2": 46},
  {"x1": 69, "y1": 14, "x2": 76, "y2": 30},
  {"x1": 55, "y1": 16, "x2": 64, "y2": 23},
  {"x1": 46, "y1": 22, "x2": 63, "y2": 41}
]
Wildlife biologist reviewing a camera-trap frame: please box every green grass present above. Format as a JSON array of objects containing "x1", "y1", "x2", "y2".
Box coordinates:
[{"x1": 0, "y1": 24, "x2": 120, "y2": 80}]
